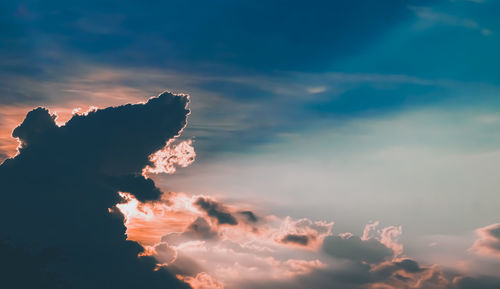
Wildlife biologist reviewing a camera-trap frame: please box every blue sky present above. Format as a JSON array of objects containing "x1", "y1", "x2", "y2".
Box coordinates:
[{"x1": 2, "y1": 0, "x2": 500, "y2": 156}]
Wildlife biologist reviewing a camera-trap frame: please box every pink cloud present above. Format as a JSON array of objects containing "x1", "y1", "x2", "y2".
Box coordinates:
[
  {"x1": 362, "y1": 221, "x2": 403, "y2": 259},
  {"x1": 177, "y1": 272, "x2": 224, "y2": 289},
  {"x1": 142, "y1": 139, "x2": 196, "y2": 176},
  {"x1": 470, "y1": 223, "x2": 500, "y2": 258},
  {"x1": 276, "y1": 217, "x2": 333, "y2": 250},
  {"x1": 114, "y1": 192, "x2": 333, "y2": 288}
]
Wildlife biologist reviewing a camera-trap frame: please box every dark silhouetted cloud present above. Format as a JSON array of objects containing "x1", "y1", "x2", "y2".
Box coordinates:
[
  {"x1": 239, "y1": 210, "x2": 259, "y2": 223},
  {"x1": 0, "y1": 92, "x2": 191, "y2": 288},
  {"x1": 454, "y1": 276, "x2": 500, "y2": 289},
  {"x1": 194, "y1": 197, "x2": 238, "y2": 225}
]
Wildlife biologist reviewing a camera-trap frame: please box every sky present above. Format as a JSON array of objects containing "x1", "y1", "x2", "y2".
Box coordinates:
[{"x1": 1, "y1": 1, "x2": 500, "y2": 289}]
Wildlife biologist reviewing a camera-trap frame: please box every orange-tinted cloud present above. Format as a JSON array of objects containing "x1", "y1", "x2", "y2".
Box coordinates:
[
  {"x1": 177, "y1": 272, "x2": 224, "y2": 289},
  {"x1": 116, "y1": 190, "x2": 500, "y2": 289},
  {"x1": 362, "y1": 221, "x2": 403, "y2": 259},
  {"x1": 114, "y1": 192, "x2": 333, "y2": 287},
  {"x1": 276, "y1": 217, "x2": 333, "y2": 250},
  {"x1": 142, "y1": 139, "x2": 196, "y2": 176}
]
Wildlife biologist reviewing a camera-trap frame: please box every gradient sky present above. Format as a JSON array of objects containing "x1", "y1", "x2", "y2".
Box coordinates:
[{"x1": 1, "y1": 1, "x2": 500, "y2": 289}]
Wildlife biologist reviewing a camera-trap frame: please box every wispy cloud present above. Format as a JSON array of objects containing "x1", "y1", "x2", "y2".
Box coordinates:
[{"x1": 410, "y1": 6, "x2": 492, "y2": 35}]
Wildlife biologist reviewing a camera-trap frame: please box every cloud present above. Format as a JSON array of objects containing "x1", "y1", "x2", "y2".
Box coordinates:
[
  {"x1": 239, "y1": 211, "x2": 259, "y2": 223},
  {"x1": 162, "y1": 217, "x2": 219, "y2": 246},
  {"x1": 243, "y1": 257, "x2": 450, "y2": 289},
  {"x1": 411, "y1": 6, "x2": 492, "y2": 36},
  {"x1": 116, "y1": 192, "x2": 332, "y2": 287},
  {"x1": 322, "y1": 233, "x2": 393, "y2": 264},
  {"x1": 362, "y1": 221, "x2": 403, "y2": 258},
  {"x1": 117, "y1": 191, "x2": 464, "y2": 289},
  {"x1": 238, "y1": 222, "x2": 457, "y2": 289},
  {"x1": 2, "y1": 90, "x2": 496, "y2": 289},
  {"x1": 0, "y1": 91, "x2": 191, "y2": 288},
  {"x1": 150, "y1": 242, "x2": 178, "y2": 265},
  {"x1": 453, "y1": 275, "x2": 500, "y2": 289},
  {"x1": 276, "y1": 217, "x2": 333, "y2": 249},
  {"x1": 115, "y1": 191, "x2": 500, "y2": 289},
  {"x1": 12, "y1": 107, "x2": 58, "y2": 149},
  {"x1": 142, "y1": 139, "x2": 196, "y2": 176},
  {"x1": 471, "y1": 223, "x2": 500, "y2": 258},
  {"x1": 0, "y1": 62, "x2": 458, "y2": 165},
  {"x1": 177, "y1": 272, "x2": 224, "y2": 289},
  {"x1": 194, "y1": 197, "x2": 239, "y2": 225},
  {"x1": 0, "y1": 239, "x2": 71, "y2": 289}
]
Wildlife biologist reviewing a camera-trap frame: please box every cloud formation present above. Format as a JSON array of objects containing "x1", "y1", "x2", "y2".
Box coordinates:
[
  {"x1": 194, "y1": 197, "x2": 239, "y2": 225},
  {"x1": 112, "y1": 181, "x2": 500, "y2": 289},
  {"x1": 117, "y1": 189, "x2": 486, "y2": 289},
  {"x1": 0, "y1": 91, "x2": 191, "y2": 288}
]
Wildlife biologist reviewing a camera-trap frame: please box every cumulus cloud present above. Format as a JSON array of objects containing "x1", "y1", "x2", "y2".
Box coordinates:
[
  {"x1": 113, "y1": 190, "x2": 500, "y2": 289},
  {"x1": 116, "y1": 189, "x2": 469, "y2": 289},
  {"x1": 0, "y1": 91, "x2": 191, "y2": 288},
  {"x1": 239, "y1": 222, "x2": 466, "y2": 289},
  {"x1": 115, "y1": 192, "x2": 330, "y2": 287}
]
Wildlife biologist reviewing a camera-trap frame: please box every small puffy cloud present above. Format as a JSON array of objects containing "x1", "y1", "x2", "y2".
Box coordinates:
[
  {"x1": 142, "y1": 139, "x2": 196, "y2": 176},
  {"x1": 471, "y1": 223, "x2": 500, "y2": 258},
  {"x1": 276, "y1": 217, "x2": 333, "y2": 249},
  {"x1": 362, "y1": 221, "x2": 403, "y2": 258},
  {"x1": 194, "y1": 197, "x2": 239, "y2": 225}
]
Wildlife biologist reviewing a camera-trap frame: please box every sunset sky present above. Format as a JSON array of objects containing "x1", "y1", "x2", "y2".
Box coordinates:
[{"x1": 1, "y1": 1, "x2": 500, "y2": 289}]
